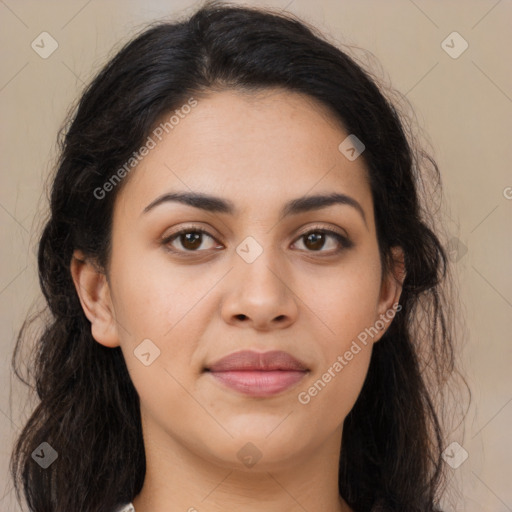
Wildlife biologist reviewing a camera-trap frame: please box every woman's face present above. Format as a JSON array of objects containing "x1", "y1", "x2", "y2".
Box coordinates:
[{"x1": 73, "y1": 88, "x2": 403, "y2": 472}]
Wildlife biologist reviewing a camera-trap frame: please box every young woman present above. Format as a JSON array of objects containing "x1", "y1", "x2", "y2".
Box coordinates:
[{"x1": 10, "y1": 2, "x2": 467, "y2": 511}]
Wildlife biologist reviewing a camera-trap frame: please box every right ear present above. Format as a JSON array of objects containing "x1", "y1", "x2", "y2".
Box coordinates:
[{"x1": 70, "y1": 250, "x2": 120, "y2": 348}]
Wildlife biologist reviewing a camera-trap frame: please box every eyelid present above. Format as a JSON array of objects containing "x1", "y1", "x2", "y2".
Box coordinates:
[{"x1": 295, "y1": 223, "x2": 349, "y2": 240}]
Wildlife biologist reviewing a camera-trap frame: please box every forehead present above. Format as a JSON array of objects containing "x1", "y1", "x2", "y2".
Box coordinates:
[{"x1": 115, "y1": 88, "x2": 373, "y2": 222}]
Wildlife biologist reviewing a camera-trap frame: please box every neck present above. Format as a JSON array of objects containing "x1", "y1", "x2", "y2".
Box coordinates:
[{"x1": 132, "y1": 417, "x2": 352, "y2": 512}]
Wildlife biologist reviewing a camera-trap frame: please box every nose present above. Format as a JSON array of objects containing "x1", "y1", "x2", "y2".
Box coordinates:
[{"x1": 220, "y1": 244, "x2": 298, "y2": 331}]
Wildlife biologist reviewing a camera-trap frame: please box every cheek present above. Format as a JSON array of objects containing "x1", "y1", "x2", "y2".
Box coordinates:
[
  {"x1": 109, "y1": 242, "x2": 210, "y2": 342},
  {"x1": 296, "y1": 257, "x2": 381, "y2": 415},
  {"x1": 296, "y1": 343, "x2": 372, "y2": 437},
  {"x1": 303, "y1": 257, "x2": 383, "y2": 344},
  {"x1": 114, "y1": 255, "x2": 209, "y2": 429},
  {"x1": 109, "y1": 246, "x2": 212, "y2": 408},
  {"x1": 297, "y1": 265, "x2": 381, "y2": 414}
]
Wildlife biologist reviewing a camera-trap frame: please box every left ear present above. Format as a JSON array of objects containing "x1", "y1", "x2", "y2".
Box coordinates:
[{"x1": 373, "y1": 246, "x2": 406, "y2": 342}]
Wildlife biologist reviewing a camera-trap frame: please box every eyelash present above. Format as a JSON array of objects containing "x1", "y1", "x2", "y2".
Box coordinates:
[{"x1": 161, "y1": 224, "x2": 353, "y2": 257}]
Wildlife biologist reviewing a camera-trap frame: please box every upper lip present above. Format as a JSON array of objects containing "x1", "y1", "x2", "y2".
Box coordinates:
[{"x1": 205, "y1": 350, "x2": 309, "y2": 372}]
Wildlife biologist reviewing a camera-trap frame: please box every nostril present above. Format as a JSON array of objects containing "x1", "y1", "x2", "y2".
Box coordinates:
[{"x1": 235, "y1": 314, "x2": 247, "y2": 320}]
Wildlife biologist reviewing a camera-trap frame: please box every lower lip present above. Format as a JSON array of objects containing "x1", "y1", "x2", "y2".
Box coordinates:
[{"x1": 207, "y1": 370, "x2": 307, "y2": 397}]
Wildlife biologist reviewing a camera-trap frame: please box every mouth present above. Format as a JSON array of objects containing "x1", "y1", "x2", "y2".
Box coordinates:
[{"x1": 204, "y1": 350, "x2": 309, "y2": 397}]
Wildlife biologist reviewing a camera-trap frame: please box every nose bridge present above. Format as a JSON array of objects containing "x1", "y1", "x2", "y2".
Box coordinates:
[
  {"x1": 234, "y1": 233, "x2": 284, "y2": 294},
  {"x1": 220, "y1": 232, "x2": 297, "y2": 328}
]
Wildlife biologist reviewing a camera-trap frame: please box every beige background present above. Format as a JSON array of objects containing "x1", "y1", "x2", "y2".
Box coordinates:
[{"x1": 1, "y1": 1, "x2": 511, "y2": 511}]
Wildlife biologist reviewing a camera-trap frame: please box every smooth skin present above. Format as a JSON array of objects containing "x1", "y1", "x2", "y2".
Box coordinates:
[{"x1": 71, "y1": 88, "x2": 405, "y2": 512}]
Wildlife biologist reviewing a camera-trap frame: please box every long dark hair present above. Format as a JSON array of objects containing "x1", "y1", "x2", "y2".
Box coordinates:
[{"x1": 11, "y1": 2, "x2": 469, "y2": 511}]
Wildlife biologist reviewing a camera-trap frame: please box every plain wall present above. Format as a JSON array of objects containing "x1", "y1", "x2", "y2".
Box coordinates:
[{"x1": 1, "y1": 1, "x2": 511, "y2": 511}]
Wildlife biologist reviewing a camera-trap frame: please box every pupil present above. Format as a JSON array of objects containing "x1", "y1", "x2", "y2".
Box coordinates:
[
  {"x1": 306, "y1": 232, "x2": 324, "y2": 250},
  {"x1": 183, "y1": 232, "x2": 201, "y2": 250}
]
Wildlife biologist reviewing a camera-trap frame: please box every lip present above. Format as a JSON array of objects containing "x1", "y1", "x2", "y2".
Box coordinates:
[
  {"x1": 206, "y1": 350, "x2": 308, "y2": 372},
  {"x1": 205, "y1": 350, "x2": 309, "y2": 397}
]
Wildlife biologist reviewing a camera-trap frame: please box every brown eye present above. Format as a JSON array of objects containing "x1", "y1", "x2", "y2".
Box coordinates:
[
  {"x1": 303, "y1": 232, "x2": 327, "y2": 251},
  {"x1": 163, "y1": 228, "x2": 219, "y2": 253},
  {"x1": 293, "y1": 228, "x2": 353, "y2": 254},
  {"x1": 179, "y1": 232, "x2": 204, "y2": 251}
]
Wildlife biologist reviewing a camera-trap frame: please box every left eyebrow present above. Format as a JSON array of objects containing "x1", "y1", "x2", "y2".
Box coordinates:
[{"x1": 142, "y1": 191, "x2": 367, "y2": 227}]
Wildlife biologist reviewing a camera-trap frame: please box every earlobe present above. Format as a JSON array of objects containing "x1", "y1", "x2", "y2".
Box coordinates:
[
  {"x1": 70, "y1": 250, "x2": 120, "y2": 347},
  {"x1": 374, "y1": 246, "x2": 406, "y2": 342}
]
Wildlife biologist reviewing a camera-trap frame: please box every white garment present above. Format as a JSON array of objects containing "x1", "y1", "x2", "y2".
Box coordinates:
[{"x1": 115, "y1": 504, "x2": 135, "y2": 512}]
